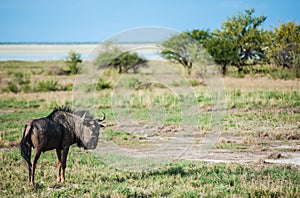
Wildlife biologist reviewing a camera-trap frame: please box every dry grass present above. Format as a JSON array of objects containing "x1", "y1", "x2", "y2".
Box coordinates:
[{"x1": 0, "y1": 60, "x2": 299, "y2": 196}]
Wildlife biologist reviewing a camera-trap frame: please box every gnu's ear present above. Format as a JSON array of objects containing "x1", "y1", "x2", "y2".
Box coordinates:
[{"x1": 99, "y1": 124, "x2": 105, "y2": 128}]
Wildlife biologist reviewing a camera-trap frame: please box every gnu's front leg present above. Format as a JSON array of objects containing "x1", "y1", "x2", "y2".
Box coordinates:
[
  {"x1": 61, "y1": 147, "x2": 70, "y2": 182},
  {"x1": 56, "y1": 149, "x2": 62, "y2": 182}
]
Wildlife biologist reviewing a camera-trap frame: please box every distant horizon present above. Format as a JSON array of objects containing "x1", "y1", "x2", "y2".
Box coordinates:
[
  {"x1": 0, "y1": 42, "x2": 161, "y2": 61},
  {"x1": 0, "y1": 41, "x2": 99, "y2": 44},
  {"x1": 0, "y1": 41, "x2": 162, "y2": 45}
]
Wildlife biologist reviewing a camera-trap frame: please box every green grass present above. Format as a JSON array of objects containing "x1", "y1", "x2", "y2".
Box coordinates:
[
  {"x1": 227, "y1": 89, "x2": 300, "y2": 109},
  {"x1": 0, "y1": 149, "x2": 299, "y2": 197},
  {"x1": 0, "y1": 98, "x2": 45, "y2": 109},
  {"x1": 0, "y1": 60, "x2": 65, "y2": 74},
  {"x1": 105, "y1": 128, "x2": 131, "y2": 140},
  {"x1": 0, "y1": 60, "x2": 299, "y2": 197}
]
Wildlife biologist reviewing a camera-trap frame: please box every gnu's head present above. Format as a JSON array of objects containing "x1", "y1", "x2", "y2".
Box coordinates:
[{"x1": 78, "y1": 112, "x2": 105, "y2": 149}]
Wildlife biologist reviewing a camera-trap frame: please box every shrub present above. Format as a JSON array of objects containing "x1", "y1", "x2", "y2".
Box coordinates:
[
  {"x1": 64, "y1": 51, "x2": 82, "y2": 75},
  {"x1": 3, "y1": 83, "x2": 19, "y2": 93},
  {"x1": 96, "y1": 78, "x2": 111, "y2": 90},
  {"x1": 61, "y1": 83, "x2": 73, "y2": 91},
  {"x1": 21, "y1": 84, "x2": 31, "y2": 93},
  {"x1": 35, "y1": 80, "x2": 60, "y2": 92},
  {"x1": 189, "y1": 79, "x2": 199, "y2": 86}
]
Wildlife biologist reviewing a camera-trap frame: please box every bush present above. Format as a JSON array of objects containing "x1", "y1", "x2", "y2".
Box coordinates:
[
  {"x1": 64, "y1": 51, "x2": 82, "y2": 75},
  {"x1": 96, "y1": 78, "x2": 112, "y2": 90},
  {"x1": 61, "y1": 83, "x2": 73, "y2": 91},
  {"x1": 189, "y1": 79, "x2": 199, "y2": 86},
  {"x1": 34, "y1": 80, "x2": 60, "y2": 92},
  {"x1": 3, "y1": 83, "x2": 19, "y2": 93},
  {"x1": 21, "y1": 84, "x2": 31, "y2": 92}
]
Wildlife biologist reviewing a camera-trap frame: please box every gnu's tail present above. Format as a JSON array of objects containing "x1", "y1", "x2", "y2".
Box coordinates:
[{"x1": 20, "y1": 124, "x2": 32, "y2": 166}]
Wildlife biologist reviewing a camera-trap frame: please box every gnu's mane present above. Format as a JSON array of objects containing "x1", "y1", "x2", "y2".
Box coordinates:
[
  {"x1": 52, "y1": 106, "x2": 74, "y2": 114},
  {"x1": 49, "y1": 106, "x2": 93, "y2": 119},
  {"x1": 48, "y1": 106, "x2": 75, "y2": 118}
]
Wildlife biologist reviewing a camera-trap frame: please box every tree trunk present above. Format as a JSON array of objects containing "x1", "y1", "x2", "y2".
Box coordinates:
[
  {"x1": 238, "y1": 66, "x2": 243, "y2": 75},
  {"x1": 222, "y1": 63, "x2": 227, "y2": 75},
  {"x1": 118, "y1": 66, "x2": 122, "y2": 73}
]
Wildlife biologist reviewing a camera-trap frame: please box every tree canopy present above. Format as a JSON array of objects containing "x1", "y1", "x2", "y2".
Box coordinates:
[
  {"x1": 96, "y1": 42, "x2": 147, "y2": 73},
  {"x1": 160, "y1": 9, "x2": 269, "y2": 75},
  {"x1": 161, "y1": 32, "x2": 209, "y2": 74},
  {"x1": 271, "y1": 21, "x2": 300, "y2": 76}
]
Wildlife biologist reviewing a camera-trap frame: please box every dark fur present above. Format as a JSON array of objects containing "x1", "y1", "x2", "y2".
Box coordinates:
[{"x1": 20, "y1": 106, "x2": 105, "y2": 186}]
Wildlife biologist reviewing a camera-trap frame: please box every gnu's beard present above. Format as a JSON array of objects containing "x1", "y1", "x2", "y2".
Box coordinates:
[{"x1": 77, "y1": 137, "x2": 98, "y2": 149}]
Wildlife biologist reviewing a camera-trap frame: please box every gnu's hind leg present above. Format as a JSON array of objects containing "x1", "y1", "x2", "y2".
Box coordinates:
[
  {"x1": 31, "y1": 149, "x2": 42, "y2": 186},
  {"x1": 27, "y1": 148, "x2": 32, "y2": 184}
]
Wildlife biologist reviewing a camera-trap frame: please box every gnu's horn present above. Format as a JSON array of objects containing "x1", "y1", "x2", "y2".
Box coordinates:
[{"x1": 99, "y1": 112, "x2": 105, "y2": 121}]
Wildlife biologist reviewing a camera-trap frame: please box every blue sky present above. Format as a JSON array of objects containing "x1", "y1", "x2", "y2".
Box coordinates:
[{"x1": 1, "y1": 0, "x2": 299, "y2": 42}]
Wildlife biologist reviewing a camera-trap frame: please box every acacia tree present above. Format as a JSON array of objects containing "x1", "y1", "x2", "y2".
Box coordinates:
[
  {"x1": 96, "y1": 42, "x2": 146, "y2": 73},
  {"x1": 189, "y1": 29, "x2": 211, "y2": 47},
  {"x1": 205, "y1": 30, "x2": 239, "y2": 75},
  {"x1": 109, "y1": 52, "x2": 146, "y2": 73},
  {"x1": 204, "y1": 9, "x2": 267, "y2": 74},
  {"x1": 270, "y1": 21, "x2": 300, "y2": 77},
  {"x1": 161, "y1": 32, "x2": 206, "y2": 75}
]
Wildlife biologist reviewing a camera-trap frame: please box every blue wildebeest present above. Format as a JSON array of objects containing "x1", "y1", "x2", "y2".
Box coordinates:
[{"x1": 20, "y1": 106, "x2": 105, "y2": 186}]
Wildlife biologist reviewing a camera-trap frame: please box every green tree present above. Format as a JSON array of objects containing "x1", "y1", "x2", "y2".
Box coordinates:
[
  {"x1": 96, "y1": 42, "x2": 146, "y2": 73},
  {"x1": 110, "y1": 52, "x2": 146, "y2": 73},
  {"x1": 224, "y1": 9, "x2": 267, "y2": 65},
  {"x1": 189, "y1": 29, "x2": 211, "y2": 47},
  {"x1": 65, "y1": 50, "x2": 82, "y2": 75},
  {"x1": 203, "y1": 9, "x2": 267, "y2": 74},
  {"x1": 271, "y1": 21, "x2": 300, "y2": 77},
  {"x1": 161, "y1": 32, "x2": 205, "y2": 75},
  {"x1": 205, "y1": 30, "x2": 239, "y2": 75}
]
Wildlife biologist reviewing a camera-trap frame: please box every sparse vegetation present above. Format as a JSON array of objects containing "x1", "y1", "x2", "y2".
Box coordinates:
[
  {"x1": 0, "y1": 61, "x2": 299, "y2": 196},
  {"x1": 64, "y1": 50, "x2": 82, "y2": 75},
  {"x1": 2, "y1": 71, "x2": 31, "y2": 93},
  {"x1": 0, "y1": 9, "x2": 299, "y2": 196},
  {"x1": 0, "y1": 149, "x2": 299, "y2": 197}
]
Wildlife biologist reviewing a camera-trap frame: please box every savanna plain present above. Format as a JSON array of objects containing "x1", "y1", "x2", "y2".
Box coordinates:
[{"x1": 0, "y1": 59, "x2": 299, "y2": 197}]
